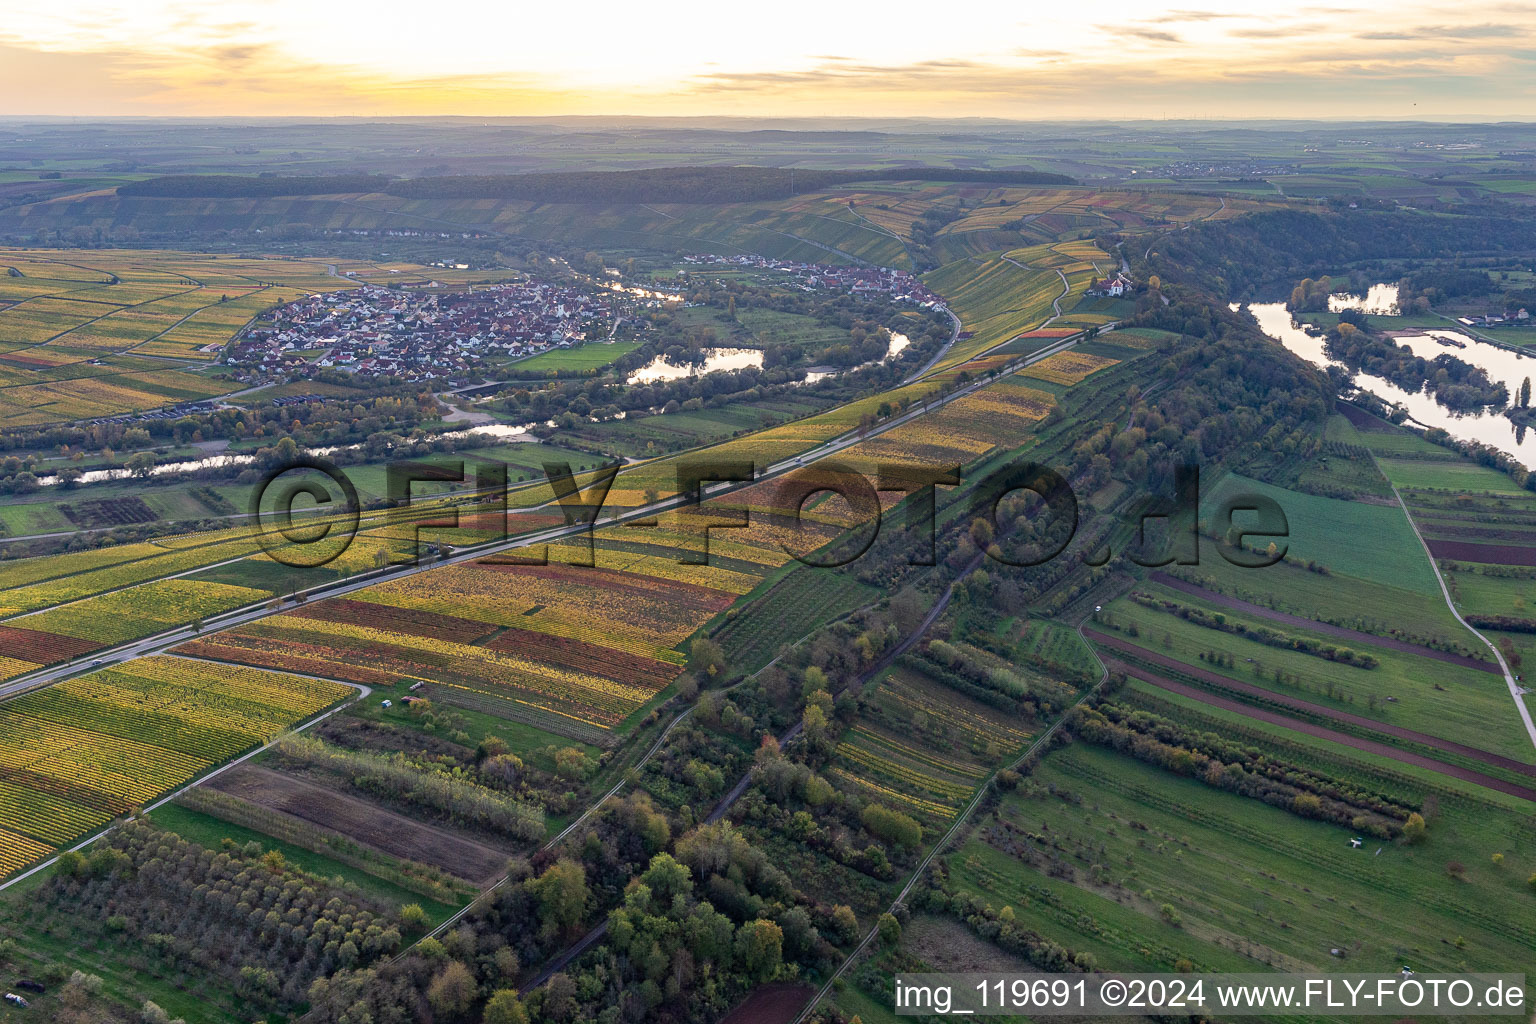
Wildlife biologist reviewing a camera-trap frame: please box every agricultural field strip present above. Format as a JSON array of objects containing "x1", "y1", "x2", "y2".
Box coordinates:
[
  {"x1": 407, "y1": 578, "x2": 872, "y2": 948},
  {"x1": 1086, "y1": 628, "x2": 1536, "y2": 776},
  {"x1": 1098, "y1": 653, "x2": 1536, "y2": 804},
  {"x1": 0, "y1": 254, "x2": 228, "y2": 355},
  {"x1": 0, "y1": 497, "x2": 525, "y2": 626},
  {"x1": 0, "y1": 307, "x2": 1013, "y2": 629},
  {"x1": 0, "y1": 328, "x2": 1092, "y2": 701},
  {"x1": 1148, "y1": 572, "x2": 1499, "y2": 673},
  {"x1": 0, "y1": 654, "x2": 363, "y2": 887},
  {"x1": 1382, "y1": 470, "x2": 1536, "y2": 753},
  {"x1": 192, "y1": 378, "x2": 1045, "y2": 732},
  {"x1": 0, "y1": 307, "x2": 1096, "y2": 902},
  {"x1": 794, "y1": 620, "x2": 1111, "y2": 1024},
  {"x1": 0, "y1": 248, "x2": 505, "y2": 420}
]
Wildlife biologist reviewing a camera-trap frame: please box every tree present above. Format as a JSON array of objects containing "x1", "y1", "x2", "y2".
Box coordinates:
[
  {"x1": 554, "y1": 747, "x2": 591, "y2": 780},
  {"x1": 801, "y1": 702, "x2": 829, "y2": 745},
  {"x1": 527, "y1": 858, "x2": 588, "y2": 939},
  {"x1": 691, "y1": 637, "x2": 727, "y2": 680},
  {"x1": 484, "y1": 989, "x2": 530, "y2": 1024},
  {"x1": 639, "y1": 852, "x2": 693, "y2": 906},
  {"x1": 125, "y1": 451, "x2": 157, "y2": 479},
  {"x1": 1521, "y1": 376, "x2": 1531, "y2": 409},
  {"x1": 1403, "y1": 812, "x2": 1427, "y2": 844},
  {"x1": 831, "y1": 904, "x2": 860, "y2": 944},
  {"x1": 399, "y1": 903, "x2": 428, "y2": 934},
  {"x1": 427, "y1": 961, "x2": 478, "y2": 1021},
  {"x1": 862, "y1": 803, "x2": 923, "y2": 850},
  {"x1": 734, "y1": 919, "x2": 783, "y2": 981},
  {"x1": 877, "y1": 912, "x2": 902, "y2": 947}
]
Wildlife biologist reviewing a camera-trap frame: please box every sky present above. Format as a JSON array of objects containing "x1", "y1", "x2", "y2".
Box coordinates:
[{"x1": 0, "y1": 1, "x2": 1532, "y2": 119}]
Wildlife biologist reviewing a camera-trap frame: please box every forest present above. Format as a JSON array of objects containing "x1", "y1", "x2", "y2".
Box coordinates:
[{"x1": 115, "y1": 166, "x2": 1077, "y2": 204}]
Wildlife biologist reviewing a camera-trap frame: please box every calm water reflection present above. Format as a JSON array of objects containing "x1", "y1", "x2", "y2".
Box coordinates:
[{"x1": 1245, "y1": 298, "x2": 1536, "y2": 467}]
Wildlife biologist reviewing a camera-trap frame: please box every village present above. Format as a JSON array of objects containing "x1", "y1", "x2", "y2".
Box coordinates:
[
  {"x1": 679, "y1": 252, "x2": 945, "y2": 306},
  {"x1": 221, "y1": 256, "x2": 950, "y2": 387},
  {"x1": 223, "y1": 278, "x2": 630, "y2": 384}
]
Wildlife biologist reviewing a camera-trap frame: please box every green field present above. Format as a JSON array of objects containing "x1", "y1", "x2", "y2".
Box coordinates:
[
  {"x1": 949, "y1": 743, "x2": 1536, "y2": 976},
  {"x1": 1443, "y1": 566, "x2": 1536, "y2": 619},
  {"x1": 1096, "y1": 584, "x2": 1533, "y2": 761},
  {"x1": 734, "y1": 307, "x2": 854, "y2": 349},
  {"x1": 1202, "y1": 473, "x2": 1440, "y2": 594},
  {"x1": 714, "y1": 564, "x2": 877, "y2": 672},
  {"x1": 511, "y1": 338, "x2": 642, "y2": 373},
  {"x1": 1376, "y1": 458, "x2": 1531, "y2": 494}
]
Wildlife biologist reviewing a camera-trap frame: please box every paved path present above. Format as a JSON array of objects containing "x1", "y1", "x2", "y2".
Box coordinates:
[{"x1": 1383, "y1": 473, "x2": 1536, "y2": 754}]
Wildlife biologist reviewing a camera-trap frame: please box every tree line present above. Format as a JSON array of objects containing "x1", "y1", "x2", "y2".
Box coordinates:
[{"x1": 117, "y1": 166, "x2": 1076, "y2": 204}]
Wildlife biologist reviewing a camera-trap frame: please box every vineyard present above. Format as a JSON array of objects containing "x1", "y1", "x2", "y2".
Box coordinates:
[
  {"x1": 0, "y1": 248, "x2": 513, "y2": 426},
  {"x1": 18, "y1": 578, "x2": 270, "y2": 647},
  {"x1": 0, "y1": 656, "x2": 351, "y2": 881},
  {"x1": 840, "y1": 378, "x2": 1056, "y2": 468},
  {"x1": 828, "y1": 664, "x2": 1039, "y2": 830},
  {"x1": 1019, "y1": 350, "x2": 1119, "y2": 385}
]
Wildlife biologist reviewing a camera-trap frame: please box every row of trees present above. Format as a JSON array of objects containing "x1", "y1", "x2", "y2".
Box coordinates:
[
  {"x1": 1128, "y1": 592, "x2": 1379, "y2": 668},
  {"x1": 274, "y1": 735, "x2": 547, "y2": 842},
  {"x1": 45, "y1": 822, "x2": 402, "y2": 1013},
  {"x1": 1070, "y1": 699, "x2": 1413, "y2": 838}
]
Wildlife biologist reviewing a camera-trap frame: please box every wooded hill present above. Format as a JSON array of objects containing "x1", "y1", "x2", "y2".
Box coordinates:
[{"x1": 116, "y1": 166, "x2": 1076, "y2": 204}]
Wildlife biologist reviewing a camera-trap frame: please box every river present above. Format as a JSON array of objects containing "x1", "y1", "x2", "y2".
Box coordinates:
[
  {"x1": 1245, "y1": 293, "x2": 1536, "y2": 467},
  {"x1": 35, "y1": 422, "x2": 536, "y2": 488}
]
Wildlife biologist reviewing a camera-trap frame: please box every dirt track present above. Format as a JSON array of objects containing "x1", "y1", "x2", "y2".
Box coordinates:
[
  {"x1": 209, "y1": 765, "x2": 509, "y2": 883},
  {"x1": 1096, "y1": 655, "x2": 1536, "y2": 803},
  {"x1": 1148, "y1": 572, "x2": 1499, "y2": 673},
  {"x1": 1085, "y1": 629, "x2": 1536, "y2": 779}
]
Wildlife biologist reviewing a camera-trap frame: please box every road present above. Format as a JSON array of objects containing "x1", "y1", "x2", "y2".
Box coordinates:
[
  {"x1": 1, "y1": 322, "x2": 1089, "y2": 706},
  {"x1": 905, "y1": 306, "x2": 962, "y2": 382}
]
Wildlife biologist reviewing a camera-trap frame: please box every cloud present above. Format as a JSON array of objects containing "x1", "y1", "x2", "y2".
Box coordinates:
[
  {"x1": 1229, "y1": 23, "x2": 1327, "y2": 38},
  {"x1": 1150, "y1": 9, "x2": 1245, "y2": 21},
  {"x1": 1358, "y1": 23, "x2": 1525, "y2": 40},
  {"x1": 1103, "y1": 26, "x2": 1183, "y2": 43},
  {"x1": 1, "y1": 0, "x2": 1534, "y2": 118}
]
